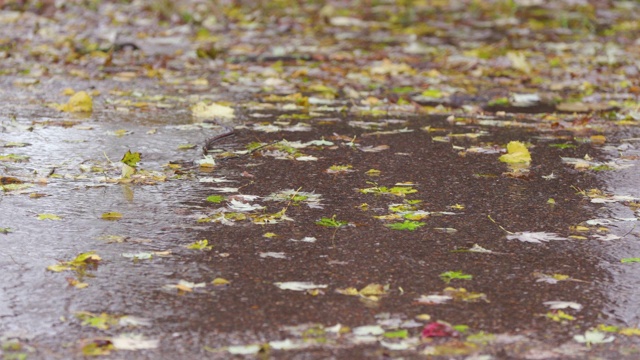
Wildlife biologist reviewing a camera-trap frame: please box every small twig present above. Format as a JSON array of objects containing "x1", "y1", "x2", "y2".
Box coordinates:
[
  {"x1": 620, "y1": 224, "x2": 637, "y2": 240},
  {"x1": 203, "y1": 126, "x2": 235, "y2": 155}
]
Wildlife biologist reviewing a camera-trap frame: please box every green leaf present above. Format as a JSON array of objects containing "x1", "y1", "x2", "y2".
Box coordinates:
[
  {"x1": 453, "y1": 324, "x2": 470, "y2": 333},
  {"x1": 81, "y1": 341, "x2": 114, "y2": 356},
  {"x1": 383, "y1": 329, "x2": 408, "y2": 338},
  {"x1": 359, "y1": 184, "x2": 417, "y2": 196},
  {"x1": 178, "y1": 144, "x2": 197, "y2": 150},
  {"x1": 621, "y1": 258, "x2": 640, "y2": 263},
  {"x1": 0, "y1": 154, "x2": 30, "y2": 162},
  {"x1": 315, "y1": 215, "x2": 348, "y2": 228},
  {"x1": 47, "y1": 251, "x2": 101, "y2": 272},
  {"x1": 186, "y1": 239, "x2": 213, "y2": 250},
  {"x1": 440, "y1": 271, "x2": 473, "y2": 284},
  {"x1": 0, "y1": 227, "x2": 12, "y2": 234},
  {"x1": 206, "y1": 195, "x2": 225, "y2": 203},
  {"x1": 421, "y1": 89, "x2": 443, "y2": 98},
  {"x1": 591, "y1": 165, "x2": 614, "y2": 171},
  {"x1": 549, "y1": 143, "x2": 576, "y2": 149},
  {"x1": 121, "y1": 150, "x2": 141, "y2": 167},
  {"x1": 386, "y1": 220, "x2": 424, "y2": 231}
]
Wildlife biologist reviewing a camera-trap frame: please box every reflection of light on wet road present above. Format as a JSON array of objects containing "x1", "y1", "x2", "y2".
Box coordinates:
[{"x1": 592, "y1": 139, "x2": 640, "y2": 327}]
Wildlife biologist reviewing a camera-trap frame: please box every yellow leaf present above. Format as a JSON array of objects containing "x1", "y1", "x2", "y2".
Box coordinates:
[
  {"x1": 37, "y1": 213, "x2": 62, "y2": 221},
  {"x1": 175, "y1": 284, "x2": 194, "y2": 292},
  {"x1": 101, "y1": 212, "x2": 123, "y2": 220},
  {"x1": 499, "y1": 141, "x2": 531, "y2": 164},
  {"x1": 336, "y1": 287, "x2": 359, "y2": 296},
  {"x1": 590, "y1": 135, "x2": 606, "y2": 144},
  {"x1": 212, "y1": 278, "x2": 230, "y2": 286},
  {"x1": 47, "y1": 264, "x2": 71, "y2": 272},
  {"x1": 191, "y1": 102, "x2": 235, "y2": 119},
  {"x1": 359, "y1": 283, "x2": 387, "y2": 296},
  {"x1": 552, "y1": 274, "x2": 570, "y2": 281},
  {"x1": 619, "y1": 328, "x2": 640, "y2": 336},
  {"x1": 59, "y1": 91, "x2": 93, "y2": 113}
]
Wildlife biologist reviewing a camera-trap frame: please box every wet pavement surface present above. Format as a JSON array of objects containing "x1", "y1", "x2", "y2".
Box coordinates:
[{"x1": 2, "y1": 1, "x2": 640, "y2": 359}]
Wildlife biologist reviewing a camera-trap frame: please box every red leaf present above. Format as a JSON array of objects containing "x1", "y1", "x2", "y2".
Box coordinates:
[{"x1": 421, "y1": 322, "x2": 458, "y2": 338}]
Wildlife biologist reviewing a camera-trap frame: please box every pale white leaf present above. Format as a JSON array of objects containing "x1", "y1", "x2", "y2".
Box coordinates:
[
  {"x1": 274, "y1": 281, "x2": 328, "y2": 291},
  {"x1": 289, "y1": 237, "x2": 317, "y2": 243},
  {"x1": 118, "y1": 316, "x2": 152, "y2": 327},
  {"x1": 191, "y1": 102, "x2": 235, "y2": 119},
  {"x1": 260, "y1": 252, "x2": 287, "y2": 259},
  {"x1": 415, "y1": 294, "x2": 452, "y2": 305},
  {"x1": 573, "y1": 330, "x2": 614, "y2": 346},
  {"x1": 199, "y1": 177, "x2": 234, "y2": 183},
  {"x1": 592, "y1": 234, "x2": 622, "y2": 241},
  {"x1": 295, "y1": 155, "x2": 318, "y2": 161},
  {"x1": 122, "y1": 252, "x2": 153, "y2": 260},
  {"x1": 253, "y1": 124, "x2": 280, "y2": 133},
  {"x1": 210, "y1": 187, "x2": 239, "y2": 193},
  {"x1": 111, "y1": 334, "x2": 159, "y2": 350},
  {"x1": 544, "y1": 301, "x2": 583, "y2": 310},
  {"x1": 359, "y1": 145, "x2": 390, "y2": 152},
  {"x1": 227, "y1": 344, "x2": 261, "y2": 355},
  {"x1": 268, "y1": 339, "x2": 306, "y2": 350},
  {"x1": 380, "y1": 339, "x2": 418, "y2": 351},
  {"x1": 197, "y1": 155, "x2": 216, "y2": 167},
  {"x1": 507, "y1": 231, "x2": 567, "y2": 243},
  {"x1": 352, "y1": 325, "x2": 385, "y2": 336},
  {"x1": 227, "y1": 199, "x2": 264, "y2": 212}
]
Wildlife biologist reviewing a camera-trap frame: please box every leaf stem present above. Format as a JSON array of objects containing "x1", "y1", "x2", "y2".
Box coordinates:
[{"x1": 488, "y1": 215, "x2": 514, "y2": 235}]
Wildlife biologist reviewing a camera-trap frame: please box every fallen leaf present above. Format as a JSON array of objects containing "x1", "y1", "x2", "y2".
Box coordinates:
[
  {"x1": 274, "y1": 281, "x2": 328, "y2": 291},
  {"x1": 507, "y1": 231, "x2": 566, "y2": 243},
  {"x1": 101, "y1": 212, "x2": 123, "y2": 220},
  {"x1": 192, "y1": 102, "x2": 235, "y2": 119},
  {"x1": 422, "y1": 322, "x2": 458, "y2": 338},
  {"x1": 55, "y1": 91, "x2": 93, "y2": 113},
  {"x1": 37, "y1": 213, "x2": 62, "y2": 221},
  {"x1": 499, "y1": 141, "x2": 531, "y2": 164}
]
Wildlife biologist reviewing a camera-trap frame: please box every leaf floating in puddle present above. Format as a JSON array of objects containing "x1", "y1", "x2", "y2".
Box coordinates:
[
  {"x1": 101, "y1": 212, "x2": 123, "y2": 220},
  {"x1": 122, "y1": 252, "x2": 153, "y2": 260},
  {"x1": 186, "y1": 239, "x2": 213, "y2": 251},
  {"x1": 37, "y1": 213, "x2": 62, "y2": 221},
  {"x1": 164, "y1": 280, "x2": 206, "y2": 292},
  {"x1": 47, "y1": 251, "x2": 101, "y2": 272},
  {"x1": 54, "y1": 91, "x2": 93, "y2": 113}
]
